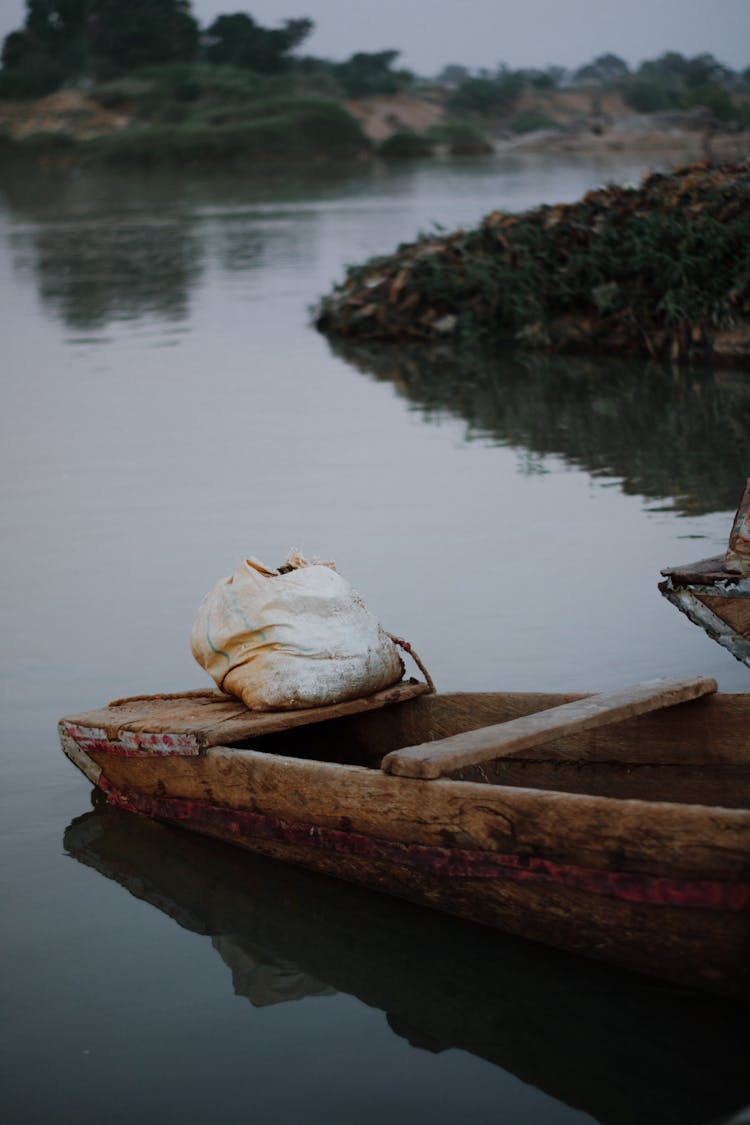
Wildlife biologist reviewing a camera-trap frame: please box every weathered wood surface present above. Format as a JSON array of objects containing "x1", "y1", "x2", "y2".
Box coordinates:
[
  {"x1": 661, "y1": 555, "x2": 732, "y2": 586},
  {"x1": 449, "y1": 759, "x2": 750, "y2": 808},
  {"x1": 696, "y1": 593, "x2": 750, "y2": 638},
  {"x1": 102, "y1": 796, "x2": 748, "y2": 996},
  {"x1": 381, "y1": 677, "x2": 718, "y2": 779},
  {"x1": 88, "y1": 745, "x2": 750, "y2": 879},
  {"x1": 725, "y1": 477, "x2": 750, "y2": 575},
  {"x1": 659, "y1": 582, "x2": 750, "y2": 670},
  {"x1": 351, "y1": 691, "x2": 750, "y2": 766},
  {"x1": 63, "y1": 680, "x2": 430, "y2": 749}
]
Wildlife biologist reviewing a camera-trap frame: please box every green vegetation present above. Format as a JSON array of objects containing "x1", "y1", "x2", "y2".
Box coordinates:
[
  {"x1": 379, "y1": 121, "x2": 493, "y2": 159},
  {"x1": 0, "y1": 0, "x2": 200, "y2": 94},
  {"x1": 1, "y1": 4, "x2": 748, "y2": 166},
  {"x1": 510, "y1": 109, "x2": 558, "y2": 135},
  {"x1": 446, "y1": 69, "x2": 524, "y2": 119},
  {"x1": 202, "y1": 13, "x2": 312, "y2": 73},
  {"x1": 422, "y1": 120, "x2": 493, "y2": 154},
  {"x1": 379, "y1": 130, "x2": 432, "y2": 160},
  {"x1": 331, "y1": 50, "x2": 413, "y2": 98},
  {"x1": 316, "y1": 161, "x2": 750, "y2": 362},
  {"x1": 0, "y1": 2, "x2": 415, "y2": 101},
  {"x1": 2, "y1": 94, "x2": 369, "y2": 164}
]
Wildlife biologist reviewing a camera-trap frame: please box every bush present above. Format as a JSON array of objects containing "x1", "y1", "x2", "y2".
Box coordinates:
[
  {"x1": 683, "y1": 82, "x2": 735, "y2": 121},
  {"x1": 423, "y1": 119, "x2": 493, "y2": 154},
  {"x1": 87, "y1": 98, "x2": 370, "y2": 164},
  {"x1": 510, "y1": 109, "x2": 557, "y2": 134},
  {"x1": 446, "y1": 71, "x2": 524, "y2": 118},
  {"x1": 620, "y1": 78, "x2": 677, "y2": 113},
  {"x1": 317, "y1": 160, "x2": 750, "y2": 358},
  {"x1": 379, "y1": 130, "x2": 433, "y2": 159},
  {"x1": 0, "y1": 56, "x2": 67, "y2": 98}
]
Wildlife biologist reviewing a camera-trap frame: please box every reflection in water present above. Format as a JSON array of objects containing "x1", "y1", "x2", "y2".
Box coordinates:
[
  {"x1": 332, "y1": 340, "x2": 750, "y2": 516},
  {"x1": 0, "y1": 165, "x2": 340, "y2": 331},
  {"x1": 12, "y1": 220, "x2": 202, "y2": 330},
  {"x1": 65, "y1": 806, "x2": 750, "y2": 1125}
]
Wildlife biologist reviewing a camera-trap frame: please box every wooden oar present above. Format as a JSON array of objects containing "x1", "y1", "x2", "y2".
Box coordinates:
[{"x1": 381, "y1": 676, "x2": 717, "y2": 779}]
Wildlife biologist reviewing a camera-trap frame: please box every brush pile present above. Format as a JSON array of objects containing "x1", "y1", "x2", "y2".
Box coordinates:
[{"x1": 316, "y1": 160, "x2": 750, "y2": 362}]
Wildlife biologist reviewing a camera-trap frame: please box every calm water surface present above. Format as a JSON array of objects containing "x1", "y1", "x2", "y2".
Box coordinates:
[{"x1": 1, "y1": 153, "x2": 749, "y2": 1125}]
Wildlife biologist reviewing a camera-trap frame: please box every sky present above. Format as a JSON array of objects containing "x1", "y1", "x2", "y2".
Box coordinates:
[{"x1": 0, "y1": 0, "x2": 749, "y2": 76}]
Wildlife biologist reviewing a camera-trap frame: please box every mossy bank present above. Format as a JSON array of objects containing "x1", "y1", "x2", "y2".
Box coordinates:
[{"x1": 316, "y1": 160, "x2": 750, "y2": 364}]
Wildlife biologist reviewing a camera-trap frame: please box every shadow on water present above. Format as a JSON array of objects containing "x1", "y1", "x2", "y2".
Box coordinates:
[
  {"x1": 65, "y1": 805, "x2": 750, "y2": 1125},
  {"x1": 330, "y1": 339, "x2": 750, "y2": 517}
]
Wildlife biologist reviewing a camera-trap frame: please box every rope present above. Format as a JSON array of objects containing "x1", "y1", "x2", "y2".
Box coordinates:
[{"x1": 387, "y1": 633, "x2": 436, "y2": 694}]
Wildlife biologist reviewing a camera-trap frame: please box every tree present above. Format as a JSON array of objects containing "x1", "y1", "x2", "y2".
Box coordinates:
[
  {"x1": 447, "y1": 67, "x2": 524, "y2": 117},
  {"x1": 334, "y1": 50, "x2": 413, "y2": 97},
  {"x1": 201, "y1": 12, "x2": 312, "y2": 72},
  {"x1": 437, "y1": 63, "x2": 470, "y2": 87},
  {"x1": 575, "y1": 53, "x2": 629, "y2": 83},
  {"x1": 1, "y1": 0, "x2": 200, "y2": 86},
  {"x1": 1, "y1": 0, "x2": 88, "y2": 77},
  {"x1": 89, "y1": 0, "x2": 199, "y2": 76}
]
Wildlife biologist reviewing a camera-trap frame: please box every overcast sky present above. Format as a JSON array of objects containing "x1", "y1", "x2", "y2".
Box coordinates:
[{"x1": 0, "y1": 0, "x2": 748, "y2": 75}]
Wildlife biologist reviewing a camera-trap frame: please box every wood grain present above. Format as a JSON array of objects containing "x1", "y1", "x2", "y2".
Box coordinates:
[
  {"x1": 695, "y1": 593, "x2": 750, "y2": 638},
  {"x1": 65, "y1": 680, "x2": 430, "y2": 749},
  {"x1": 660, "y1": 555, "x2": 729, "y2": 585},
  {"x1": 132, "y1": 810, "x2": 749, "y2": 995},
  {"x1": 381, "y1": 677, "x2": 718, "y2": 779},
  {"x1": 89, "y1": 746, "x2": 750, "y2": 879}
]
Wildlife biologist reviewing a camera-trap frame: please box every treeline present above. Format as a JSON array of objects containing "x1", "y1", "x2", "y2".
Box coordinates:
[
  {"x1": 0, "y1": 0, "x2": 413, "y2": 100},
  {"x1": 3, "y1": 2, "x2": 749, "y2": 130},
  {"x1": 440, "y1": 52, "x2": 750, "y2": 127}
]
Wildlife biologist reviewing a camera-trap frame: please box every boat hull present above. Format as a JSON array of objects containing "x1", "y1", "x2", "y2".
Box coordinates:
[
  {"x1": 59, "y1": 695, "x2": 750, "y2": 999},
  {"x1": 660, "y1": 555, "x2": 750, "y2": 670}
]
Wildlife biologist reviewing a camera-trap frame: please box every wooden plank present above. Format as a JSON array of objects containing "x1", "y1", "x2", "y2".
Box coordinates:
[
  {"x1": 63, "y1": 693, "x2": 242, "y2": 741},
  {"x1": 381, "y1": 677, "x2": 718, "y2": 779},
  {"x1": 63, "y1": 681, "x2": 431, "y2": 749},
  {"x1": 660, "y1": 556, "x2": 729, "y2": 586},
  {"x1": 359, "y1": 691, "x2": 750, "y2": 767},
  {"x1": 88, "y1": 744, "x2": 750, "y2": 879}
]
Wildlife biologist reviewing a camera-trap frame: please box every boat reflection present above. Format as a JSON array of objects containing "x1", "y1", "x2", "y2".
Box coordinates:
[{"x1": 64, "y1": 805, "x2": 749, "y2": 1125}]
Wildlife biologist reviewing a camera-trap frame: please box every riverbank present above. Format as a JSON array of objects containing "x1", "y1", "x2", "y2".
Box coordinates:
[
  {"x1": 316, "y1": 159, "x2": 750, "y2": 365},
  {"x1": 0, "y1": 89, "x2": 371, "y2": 165},
  {"x1": 1, "y1": 86, "x2": 748, "y2": 168}
]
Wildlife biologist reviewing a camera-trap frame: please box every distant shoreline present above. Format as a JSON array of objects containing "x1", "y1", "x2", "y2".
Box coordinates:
[{"x1": 1, "y1": 88, "x2": 747, "y2": 169}]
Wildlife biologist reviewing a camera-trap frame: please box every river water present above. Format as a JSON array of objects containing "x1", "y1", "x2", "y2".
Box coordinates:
[{"x1": 1, "y1": 151, "x2": 748, "y2": 1125}]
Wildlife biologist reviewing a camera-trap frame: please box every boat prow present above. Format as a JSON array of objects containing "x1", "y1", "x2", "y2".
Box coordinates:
[{"x1": 660, "y1": 480, "x2": 750, "y2": 670}]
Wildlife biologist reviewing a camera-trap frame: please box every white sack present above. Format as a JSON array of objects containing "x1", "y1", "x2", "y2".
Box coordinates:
[{"x1": 190, "y1": 555, "x2": 404, "y2": 711}]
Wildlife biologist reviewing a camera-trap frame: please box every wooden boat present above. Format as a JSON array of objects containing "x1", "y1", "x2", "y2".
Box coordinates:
[
  {"x1": 65, "y1": 805, "x2": 750, "y2": 1125},
  {"x1": 660, "y1": 479, "x2": 750, "y2": 670},
  {"x1": 59, "y1": 673, "x2": 750, "y2": 998}
]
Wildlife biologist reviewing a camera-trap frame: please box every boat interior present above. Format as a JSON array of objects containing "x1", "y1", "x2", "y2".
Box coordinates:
[
  {"x1": 223, "y1": 689, "x2": 750, "y2": 809},
  {"x1": 62, "y1": 677, "x2": 750, "y2": 809}
]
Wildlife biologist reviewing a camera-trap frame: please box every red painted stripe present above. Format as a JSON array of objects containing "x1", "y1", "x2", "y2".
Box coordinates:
[
  {"x1": 100, "y1": 785, "x2": 750, "y2": 913},
  {"x1": 60, "y1": 722, "x2": 199, "y2": 758}
]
